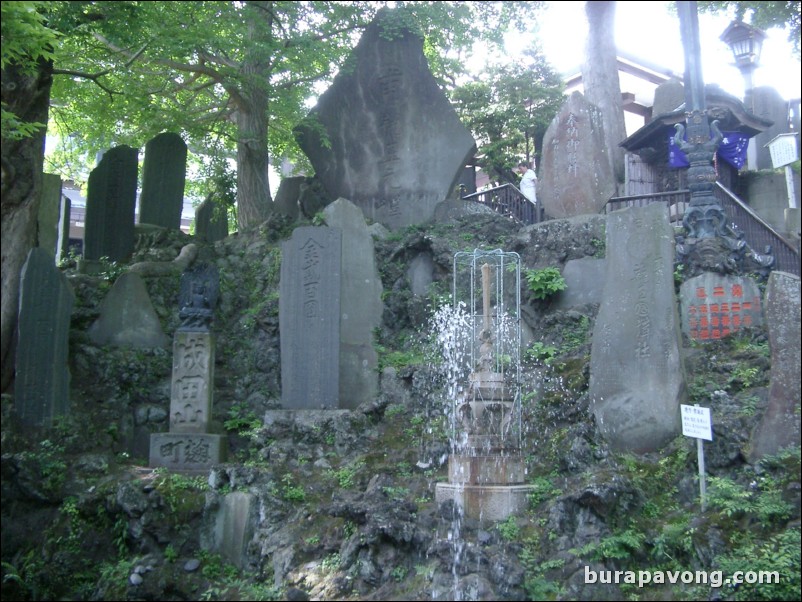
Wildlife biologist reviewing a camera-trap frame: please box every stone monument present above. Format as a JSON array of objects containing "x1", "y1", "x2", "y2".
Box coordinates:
[
  {"x1": 589, "y1": 203, "x2": 685, "y2": 453},
  {"x1": 294, "y1": 8, "x2": 476, "y2": 230},
  {"x1": 150, "y1": 263, "x2": 226, "y2": 470},
  {"x1": 84, "y1": 145, "x2": 139, "y2": 262},
  {"x1": 539, "y1": 91, "x2": 616, "y2": 219},
  {"x1": 749, "y1": 271, "x2": 800, "y2": 460},
  {"x1": 279, "y1": 227, "x2": 341, "y2": 409},
  {"x1": 139, "y1": 132, "x2": 188, "y2": 230},
  {"x1": 14, "y1": 248, "x2": 74, "y2": 426},
  {"x1": 679, "y1": 272, "x2": 763, "y2": 341}
]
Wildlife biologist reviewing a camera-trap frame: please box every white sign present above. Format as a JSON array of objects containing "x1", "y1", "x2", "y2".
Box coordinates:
[
  {"x1": 681, "y1": 404, "x2": 713, "y2": 441},
  {"x1": 765, "y1": 133, "x2": 799, "y2": 169}
]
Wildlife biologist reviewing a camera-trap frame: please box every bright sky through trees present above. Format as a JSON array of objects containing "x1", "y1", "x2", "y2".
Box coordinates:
[{"x1": 526, "y1": 1, "x2": 800, "y2": 101}]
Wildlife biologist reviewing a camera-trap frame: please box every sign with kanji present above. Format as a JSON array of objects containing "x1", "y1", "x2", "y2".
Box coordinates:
[
  {"x1": 765, "y1": 133, "x2": 798, "y2": 169},
  {"x1": 681, "y1": 404, "x2": 713, "y2": 441},
  {"x1": 680, "y1": 274, "x2": 763, "y2": 341}
]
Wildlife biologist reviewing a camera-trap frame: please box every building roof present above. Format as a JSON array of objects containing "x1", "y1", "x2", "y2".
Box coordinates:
[{"x1": 620, "y1": 83, "x2": 774, "y2": 152}]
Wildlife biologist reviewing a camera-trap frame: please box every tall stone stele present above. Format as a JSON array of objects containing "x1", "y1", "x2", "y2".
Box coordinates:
[
  {"x1": 84, "y1": 145, "x2": 138, "y2": 262},
  {"x1": 15, "y1": 248, "x2": 74, "y2": 426},
  {"x1": 150, "y1": 263, "x2": 226, "y2": 470},
  {"x1": 139, "y1": 132, "x2": 188, "y2": 230},
  {"x1": 294, "y1": 7, "x2": 476, "y2": 230},
  {"x1": 539, "y1": 91, "x2": 616, "y2": 219},
  {"x1": 589, "y1": 203, "x2": 686, "y2": 453}
]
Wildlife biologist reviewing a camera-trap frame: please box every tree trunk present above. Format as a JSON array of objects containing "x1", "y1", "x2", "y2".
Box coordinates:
[
  {"x1": 235, "y1": 91, "x2": 273, "y2": 231},
  {"x1": 234, "y1": 1, "x2": 274, "y2": 232},
  {"x1": 582, "y1": 0, "x2": 627, "y2": 191},
  {"x1": 1, "y1": 58, "x2": 53, "y2": 392}
]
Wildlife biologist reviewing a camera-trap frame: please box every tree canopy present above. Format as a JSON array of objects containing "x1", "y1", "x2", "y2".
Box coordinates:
[
  {"x1": 451, "y1": 48, "x2": 564, "y2": 185},
  {"x1": 697, "y1": 1, "x2": 801, "y2": 58},
  {"x1": 36, "y1": 1, "x2": 536, "y2": 229}
]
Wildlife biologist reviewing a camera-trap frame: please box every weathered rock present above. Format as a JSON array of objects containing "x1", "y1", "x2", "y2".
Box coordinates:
[
  {"x1": 589, "y1": 203, "x2": 685, "y2": 452},
  {"x1": 539, "y1": 92, "x2": 616, "y2": 219},
  {"x1": 294, "y1": 8, "x2": 476, "y2": 230}
]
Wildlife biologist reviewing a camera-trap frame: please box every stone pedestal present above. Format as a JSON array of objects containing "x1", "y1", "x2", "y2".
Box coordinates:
[
  {"x1": 150, "y1": 330, "x2": 225, "y2": 470},
  {"x1": 436, "y1": 370, "x2": 534, "y2": 521},
  {"x1": 435, "y1": 484, "x2": 534, "y2": 522},
  {"x1": 149, "y1": 433, "x2": 226, "y2": 471}
]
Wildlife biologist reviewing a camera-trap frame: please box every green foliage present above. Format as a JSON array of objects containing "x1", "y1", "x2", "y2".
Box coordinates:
[
  {"x1": 520, "y1": 542, "x2": 565, "y2": 601},
  {"x1": 707, "y1": 475, "x2": 792, "y2": 524},
  {"x1": 574, "y1": 529, "x2": 646, "y2": 561},
  {"x1": 164, "y1": 544, "x2": 178, "y2": 563},
  {"x1": 523, "y1": 267, "x2": 567, "y2": 300},
  {"x1": 727, "y1": 364, "x2": 761, "y2": 390},
  {"x1": 496, "y1": 516, "x2": 520, "y2": 541},
  {"x1": 152, "y1": 469, "x2": 209, "y2": 519},
  {"x1": 527, "y1": 474, "x2": 563, "y2": 507},
  {"x1": 450, "y1": 50, "x2": 564, "y2": 182},
  {"x1": 391, "y1": 565, "x2": 408, "y2": 582},
  {"x1": 280, "y1": 473, "x2": 306, "y2": 502},
  {"x1": 715, "y1": 528, "x2": 801, "y2": 601},
  {"x1": 224, "y1": 402, "x2": 262, "y2": 434},
  {"x1": 328, "y1": 461, "x2": 365, "y2": 489},
  {"x1": 96, "y1": 256, "x2": 126, "y2": 283},
  {"x1": 1, "y1": 1, "x2": 56, "y2": 139},
  {"x1": 18, "y1": 438, "x2": 67, "y2": 495}
]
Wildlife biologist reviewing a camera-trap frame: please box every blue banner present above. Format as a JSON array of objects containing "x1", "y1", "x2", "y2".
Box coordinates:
[{"x1": 668, "y1": 131, "x2": 749, "y2": 169}]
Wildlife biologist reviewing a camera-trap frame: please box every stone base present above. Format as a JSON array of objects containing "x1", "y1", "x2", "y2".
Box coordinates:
[
  {"x1": 448, "y1": 455, "x2": 525, "y2": 485},
  {"x1": 149, "y1": 433, "x2": 226, "y2": 471},
  {"x1": 435, "y1": 483, "x2": 535, "y2": 521}
]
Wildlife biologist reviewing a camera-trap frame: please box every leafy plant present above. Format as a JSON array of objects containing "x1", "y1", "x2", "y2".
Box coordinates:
[
  {"x1": 280, "y1": 473, "x2": 306, "y2": 502},
  {"x1": 523, "y1": 267, "x2": 566, "y2": 300},
  {"x1": 526, "y1": 341, "x2": 557, "y2": 364},
  {"x1": 497, "y1": 516, "x2": 520, "y2": 541}
]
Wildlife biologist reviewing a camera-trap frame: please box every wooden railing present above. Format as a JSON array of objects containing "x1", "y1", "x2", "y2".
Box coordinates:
[
  {"x1": 461, "y1": 183, "x2": 543, "y2": 225},
  {"x1": 606, "y1": 186, "x2": 799, "y2": 276},
  {"x1": 713, "y1": 182, "x2": 800, "y2": 276}
]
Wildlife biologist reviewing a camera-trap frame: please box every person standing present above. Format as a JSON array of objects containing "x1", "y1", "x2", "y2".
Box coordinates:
[{"x1": 517, "y1": 161, "x2": 537, "y2": 205}]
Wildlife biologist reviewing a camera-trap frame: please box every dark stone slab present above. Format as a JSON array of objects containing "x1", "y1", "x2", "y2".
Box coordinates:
[
  {"x1": 84, "y1": 145, "x2": 139, "y2": 262},
  {"x1": 273, "y1": 176, "x2": 305, "y2": 220},
  {"x1": 14, "y1": 248, "x2": 74, "y2": 426},
  {"x1": 589, "y1": 204, "x2": 685, "y2": 453},
  {"x1": 139, "y1": 133, "x2": 188, "y2": 229},
  {"x1": 323, "y1": 199, "x2": 382, "y2": 408},
  {"x1": 149, "y1": 433, "x2": 226, "y2": 471},
  {"x1": 280, "y1": 227, "x2": 341, "y2": 409},
  {"x1": 38, "y1": 174, "x2": 62, "y2": 259},
  {"x1": 679, "y1": 273, "x2": 763, "y2": 341},
  {"x1": 750, "y1": 271, "x2": 800, "y2": 460},
  {"x1": 539, "y1": 92, "x2": 616, "y2": 219},
  {"x1": 57, "y1": 188, "x2": 71, "y2": 263},
  {"x1": 194, "y1": 195, "x2": 229, "y2": 244},
  {"x1": 294, "y1": 8, "x2": 476, "y2": 230}
]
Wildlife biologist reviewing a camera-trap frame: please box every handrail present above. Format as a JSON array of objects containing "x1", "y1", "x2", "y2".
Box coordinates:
[
  {"x1": 461, "y1": 183, "x2": 543, "y2": 225},
  {"x1": 713, "y1": 182, "x2": 799, "y2": 276},
  {"x1": 604, "y1": 185, "x2": 799, "y2": 276}
]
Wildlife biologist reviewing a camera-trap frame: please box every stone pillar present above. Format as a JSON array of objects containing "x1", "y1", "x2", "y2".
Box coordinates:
[
  {"x1": 38, "y1": 174, "x2": 62, "y2": 259},
  {"x1": 14, "y1": 248, "x2": 74, "y2": 426},
  {"x1": 84, "y1": 146, "x2": 138, "y2": 262},
  {"x1": 749, "y1": 271, "x2": 800, "y2": 460},
  {"x1": 589, "y1": 203, "x2": 685, "y2": 453},
  {"x1": 139, "y1": 132, "x2": 188, "y2": 229},
  {"x1": 279, "y1": 227, "x2": 341, "y2": 409}
]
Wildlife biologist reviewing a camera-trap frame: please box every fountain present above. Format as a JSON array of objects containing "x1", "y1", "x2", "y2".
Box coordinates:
[{"x1": 434, "y1": 249, "x2": 534, "y2": 520}]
